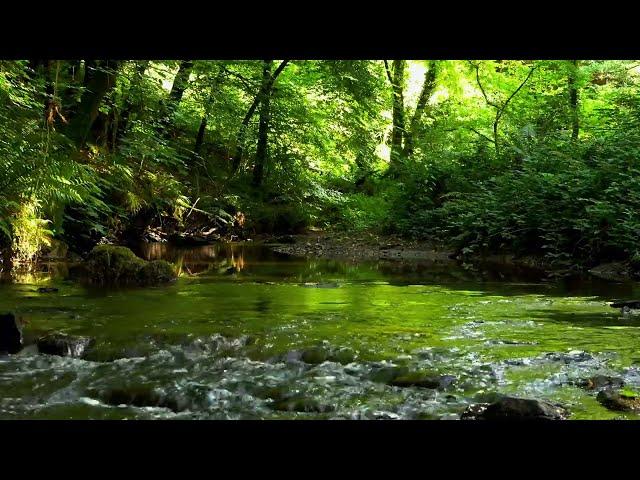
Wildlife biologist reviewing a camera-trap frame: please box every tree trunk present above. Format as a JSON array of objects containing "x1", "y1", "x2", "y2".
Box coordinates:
[
  {"x1": 389, "y1": 60, "x2": 406, "y2": 172},
  {"x1": 159, "y1": 60, "x2": 194, "y2": 136},
  {"x1": 568, "y1": 60, "x2": 579, "y2": 140},
  {"x1": 194, "y1": 116, "x2": 208, "y2": 156},
  {"x1": 252, "y1": 60, "x2": 273, "y2": 187},
  {"x1": 116, "y1": 60, "x2": 149, "y2": 146},
  {"x1": 230, "y1": 60, "x2": 289, "y2": 173},
  {"x1": 193, "y1": 68, "x2": 225, "y2": 158},
  {"x1": 65, "y1": 60, "x2": 120, "y2": 147},
  {"x1": 403, "y1": 60, "x2": 438, "y2": 159}
]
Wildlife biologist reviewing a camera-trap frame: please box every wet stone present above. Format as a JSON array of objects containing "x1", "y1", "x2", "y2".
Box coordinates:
[
  {"x1": 37, "y1": 333, "x2": 95, "y2": 358},
  {"x1": 0, "y1": 312, "x2": 23, "y2": 355},
  {"x1": 91, "y1": 386, "x2": 190, "y2": 413},
  {"x1": 461, "y1": 396, "x2": 568, "y2": 420},
  {"x1": 270, "y1": 396, "x2": 334, "y2": 413},
  {"x1": 578, "y1": 375, "x2": 624, "y2": 391},
  {"x1": 389, "y1": 372, "x2": 457, "y2": 390},
  {"x1": 368, "y1": 365, "x2": 410, "y2": 383},
  {"x1": 544, "y1": 350, "x2": 593, "y2": 364},
  {"x1": 596, "y1": 389, "x2": 640, "y2": 412},
  {"x1": 301, "y1": 347, "x2": 329, "y2": 365},
  {"x1": 328, "y1": 347, "x2": 356, "y2": 365}
]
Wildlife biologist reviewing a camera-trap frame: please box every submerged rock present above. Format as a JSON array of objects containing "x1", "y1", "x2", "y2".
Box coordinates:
[
  {"x1": 596, "y1": 389, "x2": 640, "y2": 412},
  {"x1": 461, "y1": 396, "x2": 568, "y2": 420},
  {"x1": 278, "y1": 345, "x2": 356, "y2": 366},
  {"x1": 389, "y1": 372, "x2": 457, "y2": 390},
  {"x1": 271, "y1": 396, "x2": 334, "y2": 413},
  {"x1": 329, "y1": 347, "x2": 356, "y2": 365},
  {"x1": 91, "y1": 386, "x2": 190, "y2": 412},
  {"x1": 301, "y1": 347, "x2": 330, "y2": 365},
  {"x1": 578, "y1": 375, "x2": 624, "y2": 391},
  {"x1": 80, "y1": 245, "x2": 176, "y2": 286},
  {"x1": 368, "y1": 365, "x2": 410, "y2": 383},
  {"x1": 544, "y1": 350, "x2": 593, "y2": 364},
  {"x1": 37, "y1": 287, "x2": 59, "y2": 293},
  {"x1": 37, "y1": 333, "x2": 95, "y2": 358},
  {"x1": 610, "y1": 300, "x2": 640, "y2": 309},
  {"x1": 0, "y1": 312, "x2": 23, "y2": 354}
]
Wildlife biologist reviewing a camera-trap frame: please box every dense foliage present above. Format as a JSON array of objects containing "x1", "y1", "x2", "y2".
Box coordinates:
[{"x1": 1, "y1": 59, "x2": 639, "y2": 271}]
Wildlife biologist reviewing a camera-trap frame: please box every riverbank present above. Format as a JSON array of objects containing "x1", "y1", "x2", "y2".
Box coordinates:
[
  {"x1": 263, "y1": 231, "x2": 452, "y2": 262},
  {"x1": 262, "y1": 231, "x2": 640, "y2": 283}
]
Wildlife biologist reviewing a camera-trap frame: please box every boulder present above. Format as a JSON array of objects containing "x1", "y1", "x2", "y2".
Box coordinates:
[
  {"x1": 37, "y1": 333, "x2": 95, "y2": 358},
  {"x1": 0, "y1": 313, "x2": 23, "y2": 354},
  {"x1": 461, "y1": 396, "x2": 568, "y2": 420}
]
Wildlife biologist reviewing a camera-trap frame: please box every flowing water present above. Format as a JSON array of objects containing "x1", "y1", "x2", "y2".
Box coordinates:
[{"x1": 1, "y1": 243, "x2": 640, "y2": 420}]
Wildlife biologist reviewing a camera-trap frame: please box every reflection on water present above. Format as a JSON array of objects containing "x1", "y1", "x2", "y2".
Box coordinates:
[
  {"x1": 136, "y1": 242, "x2": 255, "y2": 276},
  {"x1": 2, "y1": 242, "x2": 640, "y2": 420}
]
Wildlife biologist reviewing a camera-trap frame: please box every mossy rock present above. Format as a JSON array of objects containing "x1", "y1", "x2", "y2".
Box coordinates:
[
  {"x1": 83, "y1": 245, "x2": 176, "y2": 286},
  {"x1": 368, "y1": 365, "x2": 410, "y2": 383},
  {"x1": 597, "y1": 389, "x2": 640, "y2": 412},
  {"x1": 301, "y1": 347, "x2": 330, "y2": 365},
  {"x1": 328, "y1": 347, "x2": 356, "y2": 365},
  {"x1": 577, "y1": 375, "x2": 624, "y2": 391},
  {"x1": 137, "y1": 260, "x2": 176, "y2": 285}
]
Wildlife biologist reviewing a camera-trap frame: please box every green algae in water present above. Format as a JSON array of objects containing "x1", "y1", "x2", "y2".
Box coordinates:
[{"x1": 2, "y1": 243, "x2": 640, "y2": 420}]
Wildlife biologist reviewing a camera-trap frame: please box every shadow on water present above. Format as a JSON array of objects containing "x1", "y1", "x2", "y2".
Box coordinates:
[
  {"x1": 3, "y1": 242, "x2": 640, "y2": 419},
  {"x1": 527, "y1": 309, "x2": 640, "y2": 328}
]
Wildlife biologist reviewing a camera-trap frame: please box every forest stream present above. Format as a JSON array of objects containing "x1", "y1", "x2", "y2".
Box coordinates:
[{"x1": 2, "y1": 243, "x2": 640, "y2": 420}]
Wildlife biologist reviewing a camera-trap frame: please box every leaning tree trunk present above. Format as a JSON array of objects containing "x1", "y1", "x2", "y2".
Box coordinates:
[
  {"x1": 65, "y1": 60, "x2": 120, "y2": 147},
  {"x1": 252, "y1": 61, "x2": 273, "y2": 187},
  {"x1": 159, "y1": 60, "x2": 194, "y2": 137},
  {"x1": 568, "y1": 60, "x2": 579, "y2": 141},
  {"x1": 230, "y1": 59, "x2": 289, "y2": 174}
]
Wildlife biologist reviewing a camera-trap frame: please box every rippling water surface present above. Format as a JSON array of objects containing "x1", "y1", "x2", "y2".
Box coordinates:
[{"x1": 1, "y1": 243, "x2": 640, "y2": 419}]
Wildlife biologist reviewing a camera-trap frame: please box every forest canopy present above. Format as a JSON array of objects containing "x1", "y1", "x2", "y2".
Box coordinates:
[{"x1": 2, "y1": 59, "x2": 640, "y2": 273}]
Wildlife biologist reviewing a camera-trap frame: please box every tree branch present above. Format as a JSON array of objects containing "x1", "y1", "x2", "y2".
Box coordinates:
[
  {"x1": 495, "y1": 65, "x2": 538, "y2": 123},
  {"x1": 470, "y1": 61, "x2": 498, "y2": 109}
]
